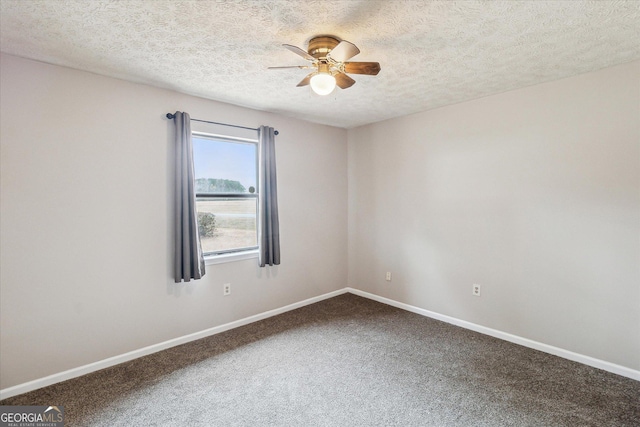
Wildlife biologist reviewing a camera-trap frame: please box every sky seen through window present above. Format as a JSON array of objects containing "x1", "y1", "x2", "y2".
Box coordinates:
[{"x1": 193, "y1": 137, "x2": 257, "y2": 191}]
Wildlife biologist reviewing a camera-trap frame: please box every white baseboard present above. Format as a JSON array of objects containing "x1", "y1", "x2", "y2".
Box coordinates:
[
  {"x1": 0, "y1": 288, "x2": 349, "y2": 400},
  {"x1": 2, "y1": 286, "x2": 637, "y2": 400},
  {"x1": 346, "y1": 287, "x2": 640, "y2": 382}
]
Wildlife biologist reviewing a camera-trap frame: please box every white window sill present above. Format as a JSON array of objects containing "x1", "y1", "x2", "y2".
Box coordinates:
[{"x1": 204, "y1": 250, "x2": 258, "y2": 265}]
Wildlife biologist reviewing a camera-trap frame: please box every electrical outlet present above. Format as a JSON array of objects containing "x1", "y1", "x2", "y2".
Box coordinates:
[
  {"x1": 385, "y1": 272, "x2": 392, "y2": 281},
  {"x1": 472, "y1": 284, "x2": 481, "y2": 297},
  {"x1": 223, "y1": 283, "x2": 231, "y2": 296}
]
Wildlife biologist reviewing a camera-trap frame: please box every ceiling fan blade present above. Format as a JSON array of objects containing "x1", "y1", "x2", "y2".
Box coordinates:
[
  {"x1": 327, "y1": 40, "x2": 360, "y2": 62},
  {"x1": 343, "y1": 62, "x2": 381, "y2": 75},
  {"x1": 335, "y1": 72, "x2": 356, "y2": 89},
  {"x1": 283, "y1": 44, "x2": 316, "y2": 62},
  {"x1": 296, "y1": 73, "x2": 314, "y2": 87},
  {"x1": 268, "y1": 66, "x2": 314, "y2": 70}
]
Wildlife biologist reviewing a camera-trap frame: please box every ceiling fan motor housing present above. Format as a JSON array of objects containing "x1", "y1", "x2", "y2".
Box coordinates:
[{"x1": 307, "y1": 36, "x2": 341, "y2": 60}]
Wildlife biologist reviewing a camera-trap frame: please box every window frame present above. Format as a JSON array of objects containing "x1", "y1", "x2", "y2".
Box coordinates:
[{"x1": 192, "y1": 131, "x2": 259, "y2": 262}]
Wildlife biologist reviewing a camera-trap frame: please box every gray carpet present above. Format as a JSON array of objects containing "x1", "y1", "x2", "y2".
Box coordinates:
[{"x1": 1, "y1": 293, "x2": 639, "y2": 426}]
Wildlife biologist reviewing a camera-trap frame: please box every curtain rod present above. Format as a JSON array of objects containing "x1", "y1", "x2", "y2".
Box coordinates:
[{"x1": 166, "y1": 113, "x2": 278, "y2": 135}]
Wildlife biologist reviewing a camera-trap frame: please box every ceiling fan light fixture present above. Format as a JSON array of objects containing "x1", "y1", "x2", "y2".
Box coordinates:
[
  {"x1": 310, "y1": 72, "x2": 336, "y2": 96},
  {"x1": 271, "y1": 36, "x2": 380, "y2": 95}
]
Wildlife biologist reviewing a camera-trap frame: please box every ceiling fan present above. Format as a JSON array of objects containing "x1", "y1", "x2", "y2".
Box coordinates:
[{"x1": 269, "y1": 35, "x2": 381, "y2": 96}]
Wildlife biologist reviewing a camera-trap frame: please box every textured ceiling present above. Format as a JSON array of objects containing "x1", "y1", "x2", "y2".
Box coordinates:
[{"x1": 1, "y1": 0, "x2": 639, "y2": 128}]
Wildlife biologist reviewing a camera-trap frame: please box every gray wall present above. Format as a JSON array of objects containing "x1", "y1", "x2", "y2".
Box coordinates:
[
  {"x1": 2, "y1": 53, "x2": 638, "y2": 390},
  {"x1": 348, "y1": 61, "x2": 640, "y2": 370},
  {"x1": 0, "y1": 54, "x2": 348, "y2": 389}
]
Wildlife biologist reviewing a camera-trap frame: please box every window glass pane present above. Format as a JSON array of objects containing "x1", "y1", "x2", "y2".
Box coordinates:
[
  {"x1": 196, "y1": 198, "x2": 257, "y2": 254},
  {"x1": 193, "y1": 137, "x2": 257, "y2": 194}
]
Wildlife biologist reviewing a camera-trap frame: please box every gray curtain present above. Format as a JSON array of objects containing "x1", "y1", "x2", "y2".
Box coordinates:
[
  {"x1": 172, "y1": 111, "x2": 205, "y2": 282},
  {"x1": 258, "y1": 126, "x2": 280, "y2": 267}
]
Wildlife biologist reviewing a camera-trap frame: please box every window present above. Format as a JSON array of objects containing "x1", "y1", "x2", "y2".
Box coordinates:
[{"x1": 192, "y1": 131, "x2": 258, "y2": 257}]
